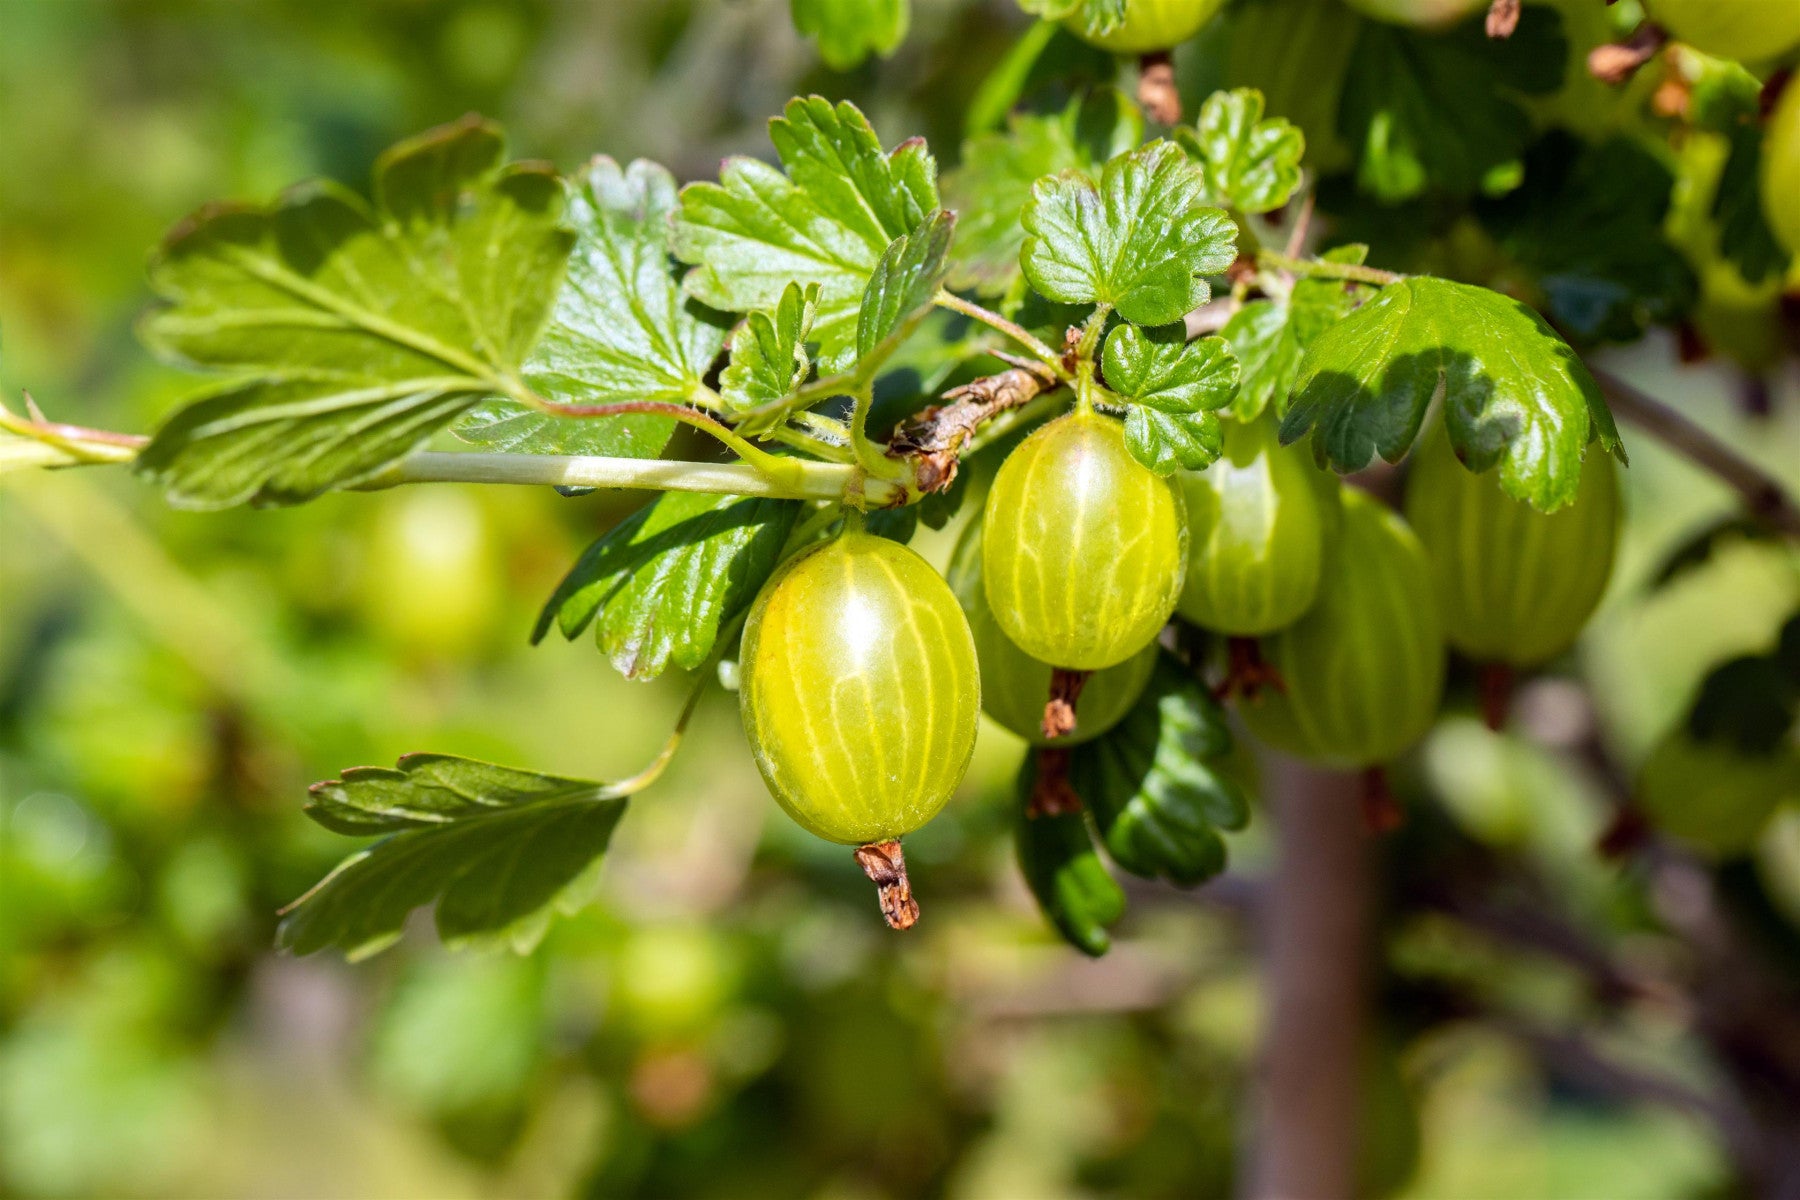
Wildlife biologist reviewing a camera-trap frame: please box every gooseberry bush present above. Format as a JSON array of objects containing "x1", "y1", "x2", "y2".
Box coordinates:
[{"x1": 5, "y1": 0, "x2": 1799, "y2": 974}]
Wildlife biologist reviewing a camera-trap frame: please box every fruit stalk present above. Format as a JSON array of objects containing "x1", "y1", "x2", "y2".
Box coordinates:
[
  {"x1": 1041, "y1": 668, "x2": 1092, "y2": 739},
  {"x1": 853, "y1": 840, "x2": 920, "y2": 930}
]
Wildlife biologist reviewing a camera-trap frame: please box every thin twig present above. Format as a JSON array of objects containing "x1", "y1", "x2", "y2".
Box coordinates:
[
  {"x1": 935, "y1": 290, "x2": 1072, "y2": 380},
  {"x1": 1591, "y1": 366, "x2": 1800, "y2": 538},
  {"x1": 889, "y1": 363, "x2": 1058, "y2": 491}
]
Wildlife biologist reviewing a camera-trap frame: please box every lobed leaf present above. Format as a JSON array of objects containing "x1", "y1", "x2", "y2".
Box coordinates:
[
  {"x1": 857, "y1": 211, "x2": 956, "y2": 370},
  {"x1": 719, "y1": 281, "x2": 821, "y2": 433},
  {"x1": 1020, "y1": 139, "x2": 1237, "y2": 326},
  {"x1": 1220, "y1": 245, "x2": 1367, "y2": 421},
  {"x1": 1279, "y1": 276, "x2": 1626, "y2": 512},
  {"x1": 672, "y1": 96, "x2": 939, "y2": 373},
  {"x1": 790, "y1": 0, "x2": 910, "y2": 70},
  {"x1": 1017, "y1": 0, "x2": 1125, "y2": 35},
  {"x1": 1176, "y1": 87, "x2": 1305, "y2": 215},
  {"x1": 458, "y1": 157, "x2": 731, "y2": 457},
  {"x1": 1015, "y1": 759, "x2": 1126, "y2": 958},
  {"x1": 279, "y1": 754, "x2": 627, "y2": 960},
  {"x1": 1102, "y1": 322, "x2": 1239, "y2": 473},
  {"x1": 535, "y1": 491, "x2": 801, "y2": 680},
  {"x1": 137, "y1": 116, "x2": 573, "y2": 508},
  {"x1": 1069, "y1": 655, "x2": 1248, "y2": 887}
]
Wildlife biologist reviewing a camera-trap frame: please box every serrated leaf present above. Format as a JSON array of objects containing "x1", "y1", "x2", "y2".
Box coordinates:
[
  {"x1": 1103, "y1": 323, "x2": 1237, "y2": 474},
  {"x1": 858, "y1": 211, "x2": 955, "y2": 368},
  {"x1": 535, "y1": 490, "x2": 801, "y2": 680},
  {"x1": 1020, "y1": 140, "x2": 1237, "y2": 326},
  {"x1": 278, "y1": 754, "x2": 627, "y2": 960},
  {"x1": 1176, "y1": 87, "x2": 1304, "y2": 215},
  {"x1": 1220, "y1": 251, "x2": 1364, "y2": 421},
  {"x1": 456, "y1": 157, "x2": 732, "y2": 458},
  {"x1": 136, "y1": 117, "x2": 573, "y2": 509},
  {"x1": 1124, "y1": 406, "x2": 1222, "y2": 474},
  {"x1": 720, "y1": 281, "x2": 820, "y2": 431},
  {"x1": 945, "y1": 88, "x2": 1143, "y2": 298},
  {"x1": 1015, "y1": 758, "x2": 1125, "y2": 957},
  {"x1": 1068, "y1": 655, "x2": 1248, "y2": 887},
  {"x1": 673, "y1": 96, "x2": 938, "y2": 374},
  {"x1": 1476, "y1": 133, "x2": 1695, "y2": 344},
  {"x1": 1019, "y1": 0, "x2": 1125, "y2": 35},
  {"x1": 791, "y1": 0, "x2": 910, "y2": 70},
  {"x1": 1337, "y1": 7, "x2": 1565, "y2": 202},
  {"x1": 1280, "y1": 276, "x2": 1625, "y2": 512}
]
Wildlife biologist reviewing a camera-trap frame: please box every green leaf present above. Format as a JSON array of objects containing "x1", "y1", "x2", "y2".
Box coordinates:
[
  {"x1": 1068, "y1": 655, "x2": 1248, "y2": 887},
  {"x1": 945, "y1": 88, "x2": 1143, "y2": 298},
  {"x1": 278, "y1": 754, "x2": 627, "y2": 960},
  {"x1": 1220, "y1": 248, "x2": 1365, "y2": 421},
  {"x1": 456, "y1": 157, "x2": 731, "y2": 458},
  {"x1": 1015, "y1": 760, "x2": 1126, "y2": 958},
  {"x1": 1018, "y1": 0, "x2": 1125, "y2": 36},
  {"x1": 857, "y1": 212, "x2": 955, "y2": 369},
  {"x1": 791, "y1": 0, "x2": 910, "y2": 70},
  {"x1": 720, "y1": 282, "x2": 821, "y2": 432},
  {"x1": 1103, "y1": 323, "x2": 1238, "y2": 473},
  {"x1": 1020, "y1": 139, "x2": 1237, "y2": 326},
  {"x1": 1176, "y1": 87, "x2": 1304, "y2": 214},
  {"x1": 136, "y1": 117, "x2": 573, "y2": 509},
  {"x1": 673, "y1": 96, "x2": 939, "y2": 374},
  {"x1": 1714, "y1": 125, "x2": 1792, "y2": 286},
  {"x1": 1337, "y1": 7, "x2": 1565, "y2": 202},
  {"x1": 1476, "y1": 133, "x2": 1695, "y2": 344},
  {"x1": 1280, "y1": 276, "x2": 1625, "y2": 512},
  {"x1": 535, "y1": 491, "x2": 801, "y2": 680}
]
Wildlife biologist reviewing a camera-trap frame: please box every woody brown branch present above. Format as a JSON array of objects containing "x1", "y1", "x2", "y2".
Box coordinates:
[{"x1": 889, "y1": 362, "x2": 1056, "y2": 492}]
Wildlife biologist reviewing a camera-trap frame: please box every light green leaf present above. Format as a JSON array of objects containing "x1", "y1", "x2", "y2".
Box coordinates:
[
  {"x1": 1018, "y1": 0, "x2": 1125, "y2": 36},
  {"x1": 1069, "y1": 655, "x2": 1248, "y2": 887},
  {"x1": 857, "y1": 211, "x2": 955, "y2": 369},
  {"x1": 791, "y1": 0, "x2": 910, "y2": 70},
  {"x1": 1020, "y1": 140, "x2": 1237, "y2": 326},
  {"x1": 1176, "y1": 87, "x2": 1304, "y2": 214},
  {"x1": 278, "y1": 754, "x2": 628, "y2": 960},
  {"x1": 136, "y1": 117, "x2": 573, "y2": 509},
  {"x1": 1279, "y1": 276, "x2": 1626, "y2": 511},
  {"x1": 534, "y1": 490, "x2": 801, "y2": 680},
  {"x1": 720, "y1": 281, "x2": 820, "y2": 429},
  {"x1": 673, "y1": 96, "x2": 939, "y2": 374},
  {"x1": 456, "y1": 157, "x2": 731, "y2": 458},
  {"x1": 1103, "y1": 323, "x2": 1237, "y2": 474},
  {"x1": 945, "y1": 88, "x2": 1143, "y2": 298},
  {"x1": 1123, "y1": 406, "x2": 1222, "y2": 474},
  {"x1": 1220, "y1": 245, "x2": 1367, "y2": 421}
]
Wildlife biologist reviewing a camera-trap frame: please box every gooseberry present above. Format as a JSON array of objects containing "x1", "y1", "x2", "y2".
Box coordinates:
[
  {"x1": 948, "y1": 511, "x2": 1156, "y2": 746},
  {"x1": 1056, "y1": 0, "x2": 1228, "y2": 54},
  {"x1": 1176, "y1": 415, "x2": 1326, "y2": 636},
  {"x1": 982, "y1": 408, "x2": 1189, "y2": 671},
  {"x1": 1645, "y1": 0, "x2": 1800, "y2": 64},
  {"x1": 738, "y1": 527, "x2": 980, "y2": 847},
  {"x1": 1242, "y1": 488, "x2": 1446, "y2": 767},
  {"x1": 1338, "y1": 0, "x2": 1486, "y2": 30},
  {"x1": 1763, "y1": 79, "x2": 1800, "y2": 257},
  {"x1": 1637, "y1": 731, "x2": 1800, "y2": 857},
  {"x1": 1404, "y1": 420, "x2": 1620, "y2": 667}
]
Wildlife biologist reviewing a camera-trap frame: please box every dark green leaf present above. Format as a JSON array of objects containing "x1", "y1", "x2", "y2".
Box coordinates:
[
  {"x1": 1714, "y1": 124, "x2": 1792, "y2": 286},
  {"x1": 1104, "y1": 324, "x2": 1237, "y2": 474},
  {"x1": 1649, "y1": 514, "x2": 1788, "y2": 588},
  {"x1": 857, "y1": 212, "x2": 956, "y2": 369},
  {"x1": 1220, "y1": 247, "x2": 1366, "y2": 421},
  {"x1": 720, "y1": 281, "x2": 820, "y2": 432},
  {"x1": 1020, "y1": 140, "x2": 1237, "y2": 326},
  {"x1": 137, "y1": 117, "x2": 573, "y2": 508},
  {"x1": 535, "y1": 491, "x2": 801, "y2": 680},
  {"x1": 791, "y1": 0, "x2": 909, "y2": 70},
  {"x1": 1069, "y1": 655, "x2": 1248, "y2": 886},
  {"x1": 1124, "y1": 406, "x2": 1223, "y2": 474},
  {"x1": 279, "y1": 754, "x2": 627, "y2": 960},
  {"x1": 1280, "y1": 276, "x2": 1626, "y2": 511},
  {"x1": 1015, "y1": 758, "x2": 1126, "y2": 957},
  {"x1": 1176, "y1": 87, "x2": 1305, "y2": 214},
  {"x1": 1337, "y1": 7, "x2": 1565, "y2": 202},
  {"x1": 673, "y1": 96, "x2": 939, "y2": 373},
  {"x1": 457, "y1": 157, "x2": 732, "y2": 458},
  {"x1": 945, "y1": 88, "x2": 1143, "y2": 298},
  {"x1": 1688, "y1": 655, "x2": 1799, "y2": 756}
]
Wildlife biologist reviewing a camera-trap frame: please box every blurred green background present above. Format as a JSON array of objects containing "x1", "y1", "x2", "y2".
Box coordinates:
[{"x1": 3, "y1": 1, "x2": 1798, "y2": 1197}]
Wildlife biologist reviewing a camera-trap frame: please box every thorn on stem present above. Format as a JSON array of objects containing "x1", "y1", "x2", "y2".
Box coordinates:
[
  {"x1": 854, "y1": 839, "x2": 919, "y2": 930},
  {"x1": 1360, "y1": 767, "x2": 1403, "y2": 834},
  {"x1": 1042, "y1": 667, "x2": 1091, "y2": 740},
  {"x1": 1137, "y1": 51, "x2": 1180, "y2": 125},
  {"x1": 1027, "y1": 747, "x2": 1084, "y2": 818}
]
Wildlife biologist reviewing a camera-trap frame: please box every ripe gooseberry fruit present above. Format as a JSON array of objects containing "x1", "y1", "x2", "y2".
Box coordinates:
[
  {"x1": 1338, "y1": 0, "x2": 1485, "y2": 30},
  {"x1": 1403, "y1": 420, "x2": 1620, "y2": 668},
  {"x1": 1645, "y1": 0, "x2": 1800, "y2": 63},
  {"x1": 1763, "y1": 80, "x2": 1800, "y2": 257},
  {"x1": 982, "y1": 407, "x2": 1188, "y2": 671},
  {"x1": 1637, "y1": 732, "x2": 1800, "y2": 857},
  {"x1": 739, "y1": 526, "x2": 979, "y2": 927},
  {"x1": 1242, "y1": 488, "x2": 1446, "y2": 767},
  {"x1": 948, "y1": 511, "x2": 1156, "y2": 746},
  {"x1": 1177, "y1": 415, "x2": 1326, "y2": 636},
  {"x1": 1052, "y1": 0, "x2": 1228, "y2": 53}
]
